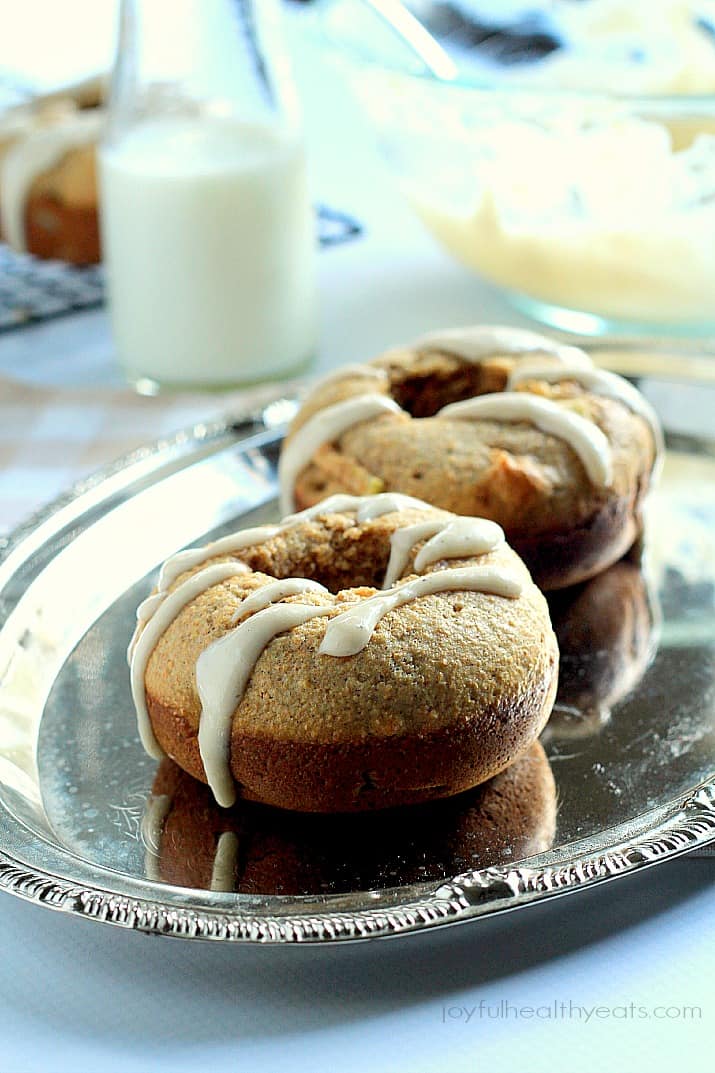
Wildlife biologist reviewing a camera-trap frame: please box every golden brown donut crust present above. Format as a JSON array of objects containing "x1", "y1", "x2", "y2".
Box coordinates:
[
  {"x1": 144, "y1": 506, "x2": 559, "y2": 812},
  {"x1": 288, "y1": 346, "x2": 657, "y2": 590}
]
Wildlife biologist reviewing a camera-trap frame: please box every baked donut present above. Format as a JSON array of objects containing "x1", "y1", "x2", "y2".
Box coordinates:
[
  {"x1": 280, "y1": 326, "x2": 662, "y2": 590},
  {"x1": 543, "y1": 558, "x2": 657, "y2": 740},
  {"x1": 142, "y1": 742, "x2": 556, "y2": 895},
  {"x1": 0, "y1": 76, "x2": 104, "y2": 264},
  {"x1": 129, "y1": 493, "x2": 558, "y2": 812}
]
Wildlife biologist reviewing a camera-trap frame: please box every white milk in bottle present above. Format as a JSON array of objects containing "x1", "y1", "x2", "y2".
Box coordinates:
[
  {"x1": 100, "y1": 0, "x2": 316, "y2": 389},
  {"x1": 100, "y1": 116, "x2": 316, "y2": 388}
]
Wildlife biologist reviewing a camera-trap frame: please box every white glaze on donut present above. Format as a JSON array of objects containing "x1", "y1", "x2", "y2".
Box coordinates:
[
  {"x1": 415, "y1": 325, "x2": 591, "y2": 366},
  {"x1": 283, "y1": 491, "x2": 434, "y2": 528},
  {"x1": 197, "y1": 575, "x2": 331, "y2": 806},
  {"x1": 440, "y1": 392, "x2": 613, "y2": 487},
  {"x1": 309, "y1": 363, "x2": 389, "y2": 390},
  {"x1": 278, "y1": 394, "x2": 403, "y2": 514},
  {"x1": 157, "y1": 526, "x2": 280, "y2": 591},
  {"x1": 130, "y1": 494, "x2": 436, "y2": 668},
  {"x1": 412, "y1": 516, "x2": 505, "y2": 574},
  {"x1": 319, "y1": 566, "x2": 522, "y2": 658},
  {"x1": 150, "y1": 494, "x2": 434, "y2": 617},
  {"x1": 230, "y1": 577, "x2": 329, "y2": 622},
  {"x1": 507, "y1": 361, "x2": 663, "y2": 463},
  {"x1": 130, "y1": 561, "x2": 249, "y2": 759},
  {"x1": 383, "y1": 516, "x2": 504, "y2": 588},
  {"x1": 197, "y1": 599, "x2": 334, "y2": 806},
  {"x1": 127, "y1": 592, "x2": 165, "y2": 662},
  {"x1": 383, "y1": 520, "x2": 448, "y2": 590}
]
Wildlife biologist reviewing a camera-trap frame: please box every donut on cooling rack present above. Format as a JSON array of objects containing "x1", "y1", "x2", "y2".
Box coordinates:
[
  {"x1": 142, "y1": 741, "x2": 556, "y2": 895},
  {"x1": 0, "y1": 76, "x2": 105, "y2": 264},
  {"x1": 279, "y1": 326, "x2": 662, "y2": 591},
  {"x1": 129, "y1": 493, "x2": 558, "y2": 812}
]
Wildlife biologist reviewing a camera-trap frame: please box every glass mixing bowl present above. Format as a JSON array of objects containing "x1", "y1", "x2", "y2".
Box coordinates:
[{"x1": 321, "y1": 0, "x2": 715, "y2": 335}]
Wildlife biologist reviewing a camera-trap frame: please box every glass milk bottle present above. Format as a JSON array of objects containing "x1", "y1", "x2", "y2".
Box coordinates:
[{"x1": 100, "y1": 0, "x2": 317, "y2": 392}]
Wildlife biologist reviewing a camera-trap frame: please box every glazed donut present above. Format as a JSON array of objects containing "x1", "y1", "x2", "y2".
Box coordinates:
[
  {"x1": 142, "y1": 742, "x2": 556, "y2": 895},
  {"x1": 280, "y1": 325, "x2": 662, "y2": 590},
  {"x1": 129, "y1": 493, "x2": 558, "y2": 812}
]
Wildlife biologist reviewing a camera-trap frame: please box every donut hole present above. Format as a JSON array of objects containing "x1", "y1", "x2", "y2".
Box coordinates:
[
  {"x1": 239, "y1": 516, "x2": 393, "y2": 594},
  {"x1": 388, "y1": 361, "x2": 508, "y2": 418}
]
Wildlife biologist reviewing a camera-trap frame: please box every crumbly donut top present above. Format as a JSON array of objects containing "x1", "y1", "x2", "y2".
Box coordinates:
[
  {"x1": 130, "y1": 494, "x2": 548, "y2": 807},
  {"x1": 281, "y1": 325, "x2": 661, "y2": 523}
]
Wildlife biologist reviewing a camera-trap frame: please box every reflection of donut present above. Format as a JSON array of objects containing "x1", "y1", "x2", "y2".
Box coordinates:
[
  {"x1": 130, "y1": 494, "x2": 558, "y2": 812},
  {"x1": 544, "y1": 559, "x2": 656, "y2": 740},
  {"x1": 281, "y1": 326, "x2": 661, "y2": 591},
  {"x1": 142, "y1": 741, "x2": 557, "y2": 895}
]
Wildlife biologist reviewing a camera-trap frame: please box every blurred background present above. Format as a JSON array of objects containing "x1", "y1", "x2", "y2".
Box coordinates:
[
  {"x1": 0, "y1": 0, "x2": 114, "y2": 91},
  {"x1": 4, "y1": 0, "x2": 715, "y2": 348}
]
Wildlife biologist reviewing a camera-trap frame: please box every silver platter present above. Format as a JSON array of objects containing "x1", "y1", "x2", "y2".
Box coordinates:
[{"x1": 0, "y1": 353, "x2": 713, "y2": 944}]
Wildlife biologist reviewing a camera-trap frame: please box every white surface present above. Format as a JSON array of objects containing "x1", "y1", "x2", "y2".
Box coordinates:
[
  {"x1": 0, "y1": 858, "x2": 712, "y2": 1073},
  {"x1": 0, "y1": 8, "x2": 713, "y2": 1072}
]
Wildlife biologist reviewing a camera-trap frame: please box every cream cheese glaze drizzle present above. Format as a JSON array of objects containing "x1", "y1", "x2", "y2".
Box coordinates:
[
  {"x1": 130, "y1": 561, "x2": 249, "y2": 759},
  {"x1": 507, "y1": 360, "x2": 664, "y2": 463},
  {"x1": 283, "y1": 491, "x2": 433, "y2": 527},
  {"x1": 278, "y1": 394, "x2": 403, "y2": 514},
  {"x1": 415, "y1": 325, "x2": 591, "y2": 366},
  {"x1": 412, "y1": 516, "x2": 505, "y2": 574},
  {"x1": 439, "y1": 392, "x2": 613, "y2": 487},
  {"x1": 197, "y1": 600, "x2": 334, "y2": 806},
  {"x1": 383, "y1": 516, "x2": 504, "y2": 588},
  {"x1": 157, "y1": 526, "x2": 280, "y2": 591},
  {"x1": 130, "y1": 493, "x2": 523, "y2": 807},
  {"x1": 319, "y1": 566, "x2": 521, "y2": 659},
  {"x1": 230, "y1": 577, "x2": 329, "y2": 622}
]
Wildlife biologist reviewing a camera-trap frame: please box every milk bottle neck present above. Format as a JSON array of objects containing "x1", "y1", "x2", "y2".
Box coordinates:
[{"x1": 106, "y1": 0, "x2": 301, "y2": 144}]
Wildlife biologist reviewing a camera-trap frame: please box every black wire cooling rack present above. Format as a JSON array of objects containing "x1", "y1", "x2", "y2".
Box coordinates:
[{"x1": 0, "y1": 203, "x2": 363, "y2": 332}]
